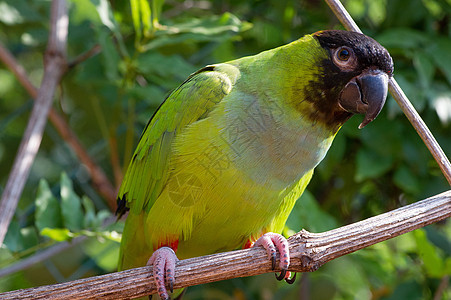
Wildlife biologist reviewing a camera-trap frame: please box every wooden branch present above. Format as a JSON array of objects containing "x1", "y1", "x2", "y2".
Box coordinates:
[
  {"x1": 0, "y1": 41, "x2": 37, "y2": 98},
  {"x1": 324, "y1": 0, "x2": 451, "y2": 185},
  {"x1": 0, "y1": 0, "x2": 69, "y2": 245},
  {"x1": 0, "y1": 34, "x2": 116, "y2": 210},
  {"x1": 1, "y1": 190, "x2": 449, "y2": 300}
]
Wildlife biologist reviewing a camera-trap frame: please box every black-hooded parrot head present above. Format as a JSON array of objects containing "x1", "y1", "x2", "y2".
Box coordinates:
[{"x1": 308, "y1": 30, "x2": 394, "y2": 130}]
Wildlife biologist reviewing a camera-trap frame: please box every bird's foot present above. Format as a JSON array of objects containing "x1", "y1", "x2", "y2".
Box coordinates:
[
  {"x1": 253, "y1": 232, "x2": 296, "y2": 284},
  {"x1": 147, "y1": 247, "x2": 179, "y2": 300}
]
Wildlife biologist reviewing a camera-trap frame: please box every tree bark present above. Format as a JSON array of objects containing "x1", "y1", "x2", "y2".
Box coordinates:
[{"x1": 1, "y1": 190, "x2": 449, "y2": 300}]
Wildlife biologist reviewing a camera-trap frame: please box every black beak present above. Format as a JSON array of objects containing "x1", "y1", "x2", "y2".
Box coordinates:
[{"x1": 339, "y1": 69, "x2": 389, "y2": 129}]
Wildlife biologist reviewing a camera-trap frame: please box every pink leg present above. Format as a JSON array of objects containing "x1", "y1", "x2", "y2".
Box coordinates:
[
  {"x1": 253, "y1": 232, "x2": 296, "y2": 284},
  {"x1": 147, "y1": 247, "x2": 179, "y2": 300}
]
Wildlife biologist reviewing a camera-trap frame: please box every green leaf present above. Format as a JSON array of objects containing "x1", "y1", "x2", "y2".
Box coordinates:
[
  {"x1": 445, "y1": 258, "x2": 451, "y2": 276},
  {"x1": 151, "y1": 0, "x2": 165, "y2": 26},
  {"x1": 383, "y1": 280, "x2": 423, "y2": 300},
  {"x1": 0, "y1": 247, "x2": 14, "y2": 267},
  {"x1": 318, "y1": 132, "x2": 346, "y2": 179},
  {"x1": 326, "y1": 256, "x2": 371, "y2": 299},
  {"x1": 285, "y1": 190, "x2": 337, "y2": 234},
  {"x1": 427, "y1": 37, "x2": 451, "y2": 85},
  {"x1": 387, "y1": 74, "x2": 426, "y2": 116},
  {"x1": 82, "y1": 196, "x2": 96, "y2": 229},
  {"x1": 139, "y1": 0, "x2": 151, "y2": 33},
  {"x1": 94, "y1": 210, "x2": 112, "y2": 228},
  {"x1": 130, "y1": 0, "x2": 142, "y2": 41},
  {"x1": 0, "y1": 2, "x2": 23, "y2": 25},
  {"x1": 136, "y1": 52, "x2": 196, "y2": 84},
  {"x1": 92, "y1": 0, "x2": 128, "y2": 58},
  {"x1": 130, "y1": 0, "x2": 152, "y2": 44},
  {"x1": 413, "y1": 51, "x2": 435, "y2": 89},
  {"x1": 35, "y1": 179, "x2": 63, "y2": 232},
  {"x1": 142, "y1": 13, "x2": 251, "y2": 51},
  {"x1": 4, "y1": 224, "x2": 38, "y2": 252},
  {"x1": 424, "y1": 226, "x2": 451, "y2": 256},
  {"x1": 70, "y1": 0, "x2": 101, "y2": 25},
  {"x1": 377, "y1": 28, "x2": 430, "y2": 49},
  {"x1": 413, "y1": 229, "x2": 444, "y2": 277},
  {"x1": 19, "y1": 227, "x2": 39, "y2": 249},
  {"x1": 83, "y1": 237, "x2": 120, "y2": 272},
  {"x1": 393, "y1": 165, "x2": 420, "y2": 194},
  {"x1": 60, "y1": 172, "x2": 84, "y2": 231},
  {"x1": 355, "y1": 148, "x2": 393, "y2": 182},
  {"x1": 40, "y1": 228, "x2": 73, "y2": 242},
  {"x1": 96, "y1": 28, "x2": 120, "y2": 81},
  {"x1": 359, "y1": 116, "x2": 403, "y2": 155},
  {"x1": 3, "y1": 220, "x2": 21, "y2": 252},
  {"x1": 0, "y1": 0, "x2": 43, "y2": 25},
  {"x1": 93, "y1": 0, "x2": 117, "y2": 32}
]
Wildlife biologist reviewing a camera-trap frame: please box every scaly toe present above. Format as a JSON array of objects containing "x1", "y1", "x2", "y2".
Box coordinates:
[{"x1": 147, "y1": 247, "x2": 178, "y2": 300}]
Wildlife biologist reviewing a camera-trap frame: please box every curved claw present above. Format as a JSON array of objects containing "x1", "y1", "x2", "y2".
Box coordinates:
[
  {"x1": 253, "y1": 232, "x2": 290, "y2": 271},
  {"x1": 285, "y1": 272, "x2": 297, "y2": 284},
  {"x1": 271, "y1": 252, "x2": 276, "y2": 270},
  {"x1": 275, "y1": 269, "x2": 287, "y2": 281},
  {"x1": 167, "y1": 267, "x2": 174, "y2": 293}
]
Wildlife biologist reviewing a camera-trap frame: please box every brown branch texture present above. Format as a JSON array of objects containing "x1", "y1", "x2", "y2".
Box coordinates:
[{"x1": 1, "y1": 190, "x2": 449, "y2": 300}]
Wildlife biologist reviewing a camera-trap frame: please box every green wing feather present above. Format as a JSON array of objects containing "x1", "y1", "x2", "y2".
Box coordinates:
[
  {"x1": 117, "y1": 64, "x2": 240, "y2": 270},
  {"x1": 117, "y1": 64, "x2": 240, "y2": 216}
]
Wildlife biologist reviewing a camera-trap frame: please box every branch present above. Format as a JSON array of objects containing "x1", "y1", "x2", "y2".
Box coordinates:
[
  {"x1": 0, "y1": 217, "x2": 114, "y2": 278},
  {"x1": 67, "y1": 44, "x2": 102, "y2": 69},
  {"x1": 324, "y1": 0, "x2": 451, "y2": 185},
  {"x1": 0, "y1": 41, "x2": 37, "y2": 98},
  {"x1": 1, "y1": 190, "x2": 449, "y2": 300},
  {"x1": 0, "y1": 236, "x2": 86, "y2": 279},
  {"x1": 0, "y1": 0, "x2": 69, "y2": 245},
  {"x1": 47, "y1": 109, "x2": 117, "y2": 207},
  {"x1": 0, "y1": 19, "x2": 116, "y2": 209}
]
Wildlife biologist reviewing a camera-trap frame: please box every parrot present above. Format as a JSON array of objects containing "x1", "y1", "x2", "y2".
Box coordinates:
[{"x1": 116, "y1": 30, "x2": 394, "y2": 299}]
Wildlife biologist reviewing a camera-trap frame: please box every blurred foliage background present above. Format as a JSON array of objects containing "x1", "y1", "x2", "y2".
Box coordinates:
[{"x1": 0, "y1": 0, "x2": 450, "y2": 299}]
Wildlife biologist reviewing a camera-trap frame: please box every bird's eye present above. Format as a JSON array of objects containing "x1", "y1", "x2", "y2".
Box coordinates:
[
  {"x1": 332, "y1": 46, "x2": 356, "y2": 69},
  {"x1": 337, "y1": 48, "x2": 350, "y2": 61}
]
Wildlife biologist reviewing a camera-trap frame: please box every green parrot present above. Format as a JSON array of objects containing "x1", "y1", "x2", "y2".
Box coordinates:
[{"x1": 116, "y1": 30, "x2": 393, "y2": 299}]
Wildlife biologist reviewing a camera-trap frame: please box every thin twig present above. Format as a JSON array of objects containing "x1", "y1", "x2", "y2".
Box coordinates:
[
  {"x1": 433, "y1": 275, "x2": 449, "y2": 300},
  {"x1": 49, "y1": 110, "x2": 117, "y2": 207},
  {"x1": 1, "y1": 190, "x2": 449, "y2": 299},
  {"x1": 67, "y1": 44, "x2": 102, "y2": 69},
  {"x1": 0, "y1": 42, "x2": 37, "y2": 98},
  {"x1": 0, "y1": 0, "x2": 69, "y2": 245},
  {"x1": 0, "y1": 236, "x2": 86, "y2": 278},
  {"x1": 324, "y1": 0, "x2": 451, "y2": 185},
  {"x1": 0, "y1": 217, "x2": 116, "y2": 278},
  {"x1": 0, "y1": 38, "x2": 116, "y2": 210}
]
